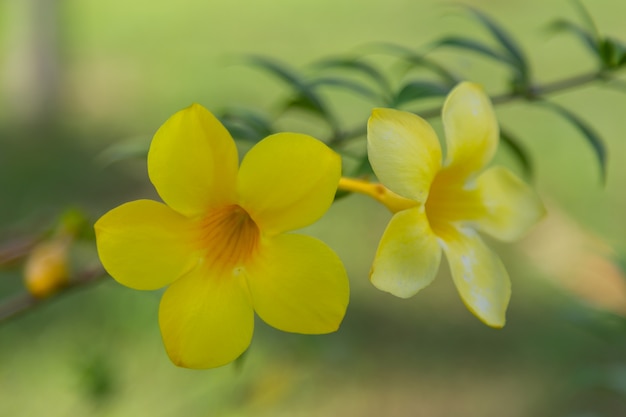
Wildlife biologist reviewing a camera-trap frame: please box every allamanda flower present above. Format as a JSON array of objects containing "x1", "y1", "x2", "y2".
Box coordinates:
[
  {"x1": 361, "y1": 82, "x2": 544, "y2": 327},
  {"x1": 95, "y1": 104, "x2": 349, "y2": 369}
]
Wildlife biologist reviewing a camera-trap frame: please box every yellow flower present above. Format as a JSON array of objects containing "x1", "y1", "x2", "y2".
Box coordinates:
[
  {"x1": 366, "y1": 82, "x2": 545, "y2": 327},
  {"x1": 95, "y1": 104, "x2": 349, "y2": 369}
]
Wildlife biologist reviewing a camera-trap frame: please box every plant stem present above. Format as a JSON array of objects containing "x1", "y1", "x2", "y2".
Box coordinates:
[
  {"x1": 0, "y1": 264, "x2": 106, "y2": 323},
  {"x1": 338, "y1": 177, "x2": 418, "y2": 213},
  {"x1": 328, "y1": 70, "x2": 613, "y2": 147}
]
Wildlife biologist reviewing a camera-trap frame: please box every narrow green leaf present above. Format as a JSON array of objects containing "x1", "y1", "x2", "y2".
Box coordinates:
[
  {"x1": 365, "y1": 42, "x2": 459, "y2": 86},
  {"x1": 96, "y1": 136, "x2": 151, "y2": 166},
  {"x1": 311, "y1": 57, "x2": 393, "y2": 96},
  {"x1": 547, "y1": 19, "x2": 599, "y2": 55},
  {"x1": 600, "y1": 38, "x2": 626, "y2": 69},
  {"x1": 499, "y1": 127, "x2": 533, "y2": 180},
  {"x1": 541, "y1": 101, "x2": 607, "y2": 183},
  {"x1": 431, "y1": 36, "x2": 514, "y2": 66},
  {"x1": 220, "y1": 121, "x2": 263, "y2": 142},
  {"x1": 463, "y1": 6, "x2": 529, "y2": 78},
  {"x1": 571, "y1": 0, "x2": 600, "y2": 41},
  {"x1": 308, "y1": 76, "x2": 382, "y2": 103},
  {"x1": 392, "y1": 81, "x2": 449, "y2": 107},
  {"x1": 219, "y1": 108, "x2": 274, "y2": 142},
  {"x1": 353, "y1": 154, "x2": 374, "y2": 177},
  {"x1": 244, "y1": 55, "x2": 338, "y2": 131},
  {"x1": 244, "y1": 55, "x2": 306, "y2": 90}
]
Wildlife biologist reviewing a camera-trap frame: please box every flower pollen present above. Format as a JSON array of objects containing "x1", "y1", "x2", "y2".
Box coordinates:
[{"x1": 198, "y1": 204, "x2": 260, "y2": 271}]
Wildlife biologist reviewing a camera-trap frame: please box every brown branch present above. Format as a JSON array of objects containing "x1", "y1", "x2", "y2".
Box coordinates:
[
  {"x1": 327, "y1": 70, "x2": 618, "y2": 147},
  {"x1": 0, "y1": 236, "x2": 40, "y2": 267},
  {"x1": 0, "y1": 264, "x2": 107, "y2": 323}
]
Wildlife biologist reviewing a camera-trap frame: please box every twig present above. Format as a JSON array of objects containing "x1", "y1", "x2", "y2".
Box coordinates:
[
  {"x1": 0, "y1": 236, "x2": 40, "y2": 267},
  {"x1": 327, "y1": 70, "x2": 618, "y2": 146},
  {"x1": 0, "y1": 264, "x2": 107, "y2": 323}
]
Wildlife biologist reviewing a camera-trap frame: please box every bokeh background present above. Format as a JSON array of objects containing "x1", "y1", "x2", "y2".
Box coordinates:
[{"x1": 2, "y1": 0, "x2": 626, "y2": 416}]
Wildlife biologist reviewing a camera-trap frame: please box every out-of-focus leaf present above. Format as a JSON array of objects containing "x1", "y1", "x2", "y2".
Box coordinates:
[
  {"x1": 220, "y1": 108, "x2": 273, "y2": 142},
  {"x1": 308, "y1": 76, "x2": 382, "y2": 103},
  {"x1": 311, "y1": 57, "x2": 393, "y2": 97},
  {"x1": 463, "y1": 6, "x2": 529, "y2": 79},
  {"x1": 96, "y1": 136, "x2": 151, "y2": 166},
  {"x1": 499, "y1": 127, "x2": 533, "y2": 180},
  {"x1": 353, "y1": 154, "x2": 374, "y2": 177},
  {"x1": 547, "y1": 19, "x2": 599, "y2": 55},
  {"x1": 282, "y1": 93, "x2": 334, "y2": 122},
  {"x1": 370, "y1": 42, "x2": 458, "y2": 86},
  {"x1": 392, "y1": 81, "x2": 449, "y2": 107},
  {"x1": 244, "y1": 56, "x2": 338, "y2": 130},
  {"x1": 599, "y1": 38, "x2": 626, "y2": 69},
  {"x1": 572, "y1": 0, "x2": 600, "y2": 41},
  {"x1": 432, "y1": 36, "x2": 514, "y2": 66},
  {"x1": 547, "y1": 3, "x2": 626, "y2": 71},
  {"x1": 244, "y1": 55, "x2": 306, "y2": 90},
  {"x1": 541, "y1": 101, "x2": 607, "y2": 183}
]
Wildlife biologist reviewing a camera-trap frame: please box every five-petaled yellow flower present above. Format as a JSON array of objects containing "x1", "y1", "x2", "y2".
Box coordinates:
[
  {"x1": 95, "y1": 104, "x2": 349, "y2": 369},
  {"x1": 366, "y1": 82, "x2": 545, "y2": 327}
]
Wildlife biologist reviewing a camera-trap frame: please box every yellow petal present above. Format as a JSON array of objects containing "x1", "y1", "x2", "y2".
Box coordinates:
[
  {"x1": 247, "y1": 234, "x2": 349, "y2": 334},
  {"x1": 159, "y1": 264, "x2": 254, "y2": 369},
  {"x1": 442, "y1": 82, "x2": 499, "y2": 176},
  {"x1": 442, "y1": 228, "x2": 511, "y2": 328},
  {"x1": 367, "y1": 108, "x2": 442, "y2": 203},
  {"x1": 474, "y1": 166, "x2": 546, "y2": 242},
  {"x1": 94, "y1": 200, "x2": 196, "y2": 290},
  {"x1": 237, "y1": 133, "x2": 341, "y2": 235},
  {"x1": 370, "y1": 207, "x2": 442, "y2": 298},
  {"x1": 148, "y1": 104, "x2": 239, "y2": 217}
]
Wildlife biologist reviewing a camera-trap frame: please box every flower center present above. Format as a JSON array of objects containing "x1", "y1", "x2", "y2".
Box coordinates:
[
  {"x1": 425, "y1": 168, "x2": 483, "y2": 239},
  {"x1": 197, "y1": 204, "x2": 260, "y2": 272}
]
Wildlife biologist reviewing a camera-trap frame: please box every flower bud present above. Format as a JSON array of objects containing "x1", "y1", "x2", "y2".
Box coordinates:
[{"x1": 24, "y1": 238, "x2": 70, "y2": 298}]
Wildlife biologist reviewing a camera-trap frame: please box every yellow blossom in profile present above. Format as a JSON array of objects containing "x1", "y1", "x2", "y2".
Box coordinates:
[
  {"x1": 95, "y1": 104, "x2": 349, "y2": 369},
  {"x1": 366, "y1": 82, "x2": 545, "y2": 327}
]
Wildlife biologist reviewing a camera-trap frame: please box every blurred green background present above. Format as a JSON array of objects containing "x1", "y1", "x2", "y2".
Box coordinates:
[{"x1": 2, "y1": 0, "x2": 626, "y2": 416}]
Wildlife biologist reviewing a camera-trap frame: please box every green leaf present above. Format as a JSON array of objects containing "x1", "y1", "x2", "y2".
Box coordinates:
[
  {"x1": 311, "y1": 57, "x2": 393, "y2": 97},
  {"x1": 499, "y1": 127, "x2": 533, "y2": 180},
  {"x1": 571, "y1": 0, "x2": 600, "y2": 41},
  {"x1": 96, "y1": 136, "x2": 151, "y2": 166},
  {"x1": 352, "y1": 154, "x2": 374, "y2": 177},
  {"x1": 308, "y1": 76, "x2": 382, "y2": 103},
  {"x1": 392, "y1": 81, "x2": 449, "y2": 107},
  {"x1": 244, "y1": 55, "x2": 338, "y2": 130},
  {"x1": 431, "y1": 36, "x2": 515, "y2": 66},
  {"x1": 547, "y1": 19, "x2": 599, "y2": 55},
  {"x1": 599, "y1": 38, "x2": 626, "y2": 69},
  {"x1": 244, "y1": 55, "x2": 306, "y2": 90},
  {"x1": 369, "y1": 42, "x2": 459, "y2": 86},
  {"x1": 462, "y1": 6, "x2": 530, "y2": 79},
  {"x1": 541, "y1": 101, "x2": 607, "y2": 183},
  {"x1": 219, "y1": 107, "x2": 274, "y2": 142}
]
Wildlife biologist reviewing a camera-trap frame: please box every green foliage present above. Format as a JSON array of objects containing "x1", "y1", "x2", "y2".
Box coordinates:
[
  {"x1": 430, "y1": 6, "x2": 531, "y2": 91},
  {"x1": 499, "y1": 128, "x2": 533, "y2": 180},
  {"x1": 97, "y1": 2, "x2": 623, "y2": 184},
  {"x1": 243, "y1": 56, "x2": 340, "y2": 133},
  {"x1": 220, "y1": 4, "x2": 622, "y2": 184},
  {"x1": 541, "y1": 100, "x2": 607, "y2": 183},
  {"x1": 548, "y1": 0, "x2": 626, "y2": 71},
  {"x1": 219, "y1": 107, "x2": 275, "y2": 143}
]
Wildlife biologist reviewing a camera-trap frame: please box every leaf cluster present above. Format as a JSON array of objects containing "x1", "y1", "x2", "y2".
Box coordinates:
[{"x1": 218, "y1": 3, "x2": 624, "y2": 183}]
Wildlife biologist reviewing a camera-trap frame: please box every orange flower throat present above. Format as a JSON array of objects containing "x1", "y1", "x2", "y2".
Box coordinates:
[{"x1": 198, "y1": 204, "x2": 260, "y2": 271}]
